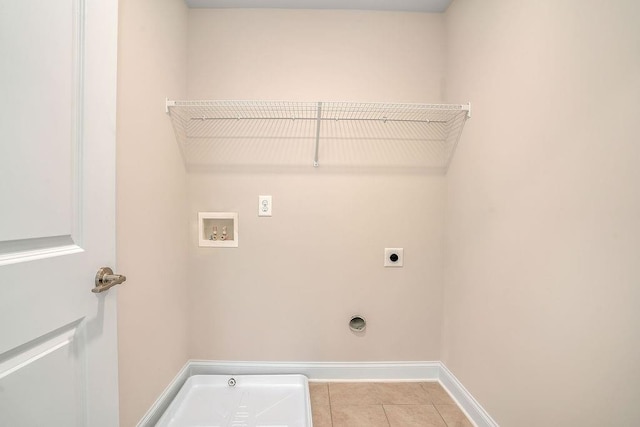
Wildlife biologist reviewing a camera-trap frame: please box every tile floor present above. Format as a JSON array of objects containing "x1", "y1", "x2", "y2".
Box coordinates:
[{"x1": 310, "y1": 382, "x2": 473, "y2": 427}]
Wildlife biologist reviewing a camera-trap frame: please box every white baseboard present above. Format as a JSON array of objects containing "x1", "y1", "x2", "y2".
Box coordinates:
[
  {"x1": 438, "y1": 363, "x2": 499, "y2": 427},
  {"x1": 137, "y1": 360, "x2": 497, "y2": 427}
]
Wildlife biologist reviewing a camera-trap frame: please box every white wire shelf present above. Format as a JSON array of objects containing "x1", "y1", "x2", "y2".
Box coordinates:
[{"x1": 166, "y1": 99, "x2": 470, "y2": 171}]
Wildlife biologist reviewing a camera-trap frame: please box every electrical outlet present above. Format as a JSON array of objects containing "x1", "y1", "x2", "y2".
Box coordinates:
[
  {"x1": 258, "y1": 195, "x2": 272, "y2": 217},
  {"x1": 384, "y1": 248, "x2": 404, "y2": 267}
]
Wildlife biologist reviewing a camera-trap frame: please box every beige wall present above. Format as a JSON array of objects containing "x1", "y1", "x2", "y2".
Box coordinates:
[
  {"x1": 443, "y1": 1, "x2": 640, "y2": 426},
  {"x1": 188, "y1": 172, "x2": 445, "y2": 360},
  {"x1": 186, "y1": 10, "x2": 447, "y2": 361},
  {"x1": 116, "y1": 0, "x2": 189, "y2": 425},
  {"x1": 188, "y1": 9, "x2": 444, "y2": 102}
]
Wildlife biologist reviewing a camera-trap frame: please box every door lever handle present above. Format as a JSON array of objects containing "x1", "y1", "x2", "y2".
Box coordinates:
[{"x1": 93, "y1": 267, "x2": 127, "y2": 293}]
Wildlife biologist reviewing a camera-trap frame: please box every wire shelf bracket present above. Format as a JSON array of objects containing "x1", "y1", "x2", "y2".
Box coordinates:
[{"x1": 165, "y1": 99, "x2": 471, "y2": 171}]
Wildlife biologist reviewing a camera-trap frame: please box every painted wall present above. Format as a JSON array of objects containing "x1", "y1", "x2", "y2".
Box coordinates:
[
  {"x1": 443, "y1": 1, "x2": 640, "y2": 426},
  {"x1": 116, "y1": 0, "x2": 189, "y2": 425},
  {"x1": 186, "y1": 10, "x2": 447, "y2": 361},
  {"x1": 187, "y1": 9, "x2": 445, "y2": 102}
]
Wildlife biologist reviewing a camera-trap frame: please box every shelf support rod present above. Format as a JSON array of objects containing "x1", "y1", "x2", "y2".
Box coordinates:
[{"x1": 313, "y1": 102, "x2": 322, "y2": 167}]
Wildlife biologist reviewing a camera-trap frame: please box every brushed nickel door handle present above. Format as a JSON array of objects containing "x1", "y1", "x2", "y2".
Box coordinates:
[{"x1": 93, "y1": 267, "x2": 127, "y2": 293}]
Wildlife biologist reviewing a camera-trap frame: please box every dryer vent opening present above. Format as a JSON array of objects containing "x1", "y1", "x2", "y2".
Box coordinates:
[{"x1": 349, "y1": 315, "x2": 366, "y2": 332}]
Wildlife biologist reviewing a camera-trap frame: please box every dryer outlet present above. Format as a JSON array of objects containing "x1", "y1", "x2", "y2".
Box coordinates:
[{"x1": 384, "y1": 248, "x2": 404, "y2": 267}]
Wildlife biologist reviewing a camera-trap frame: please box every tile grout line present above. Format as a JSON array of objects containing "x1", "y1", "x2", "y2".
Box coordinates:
[
  {"x1": 433, "y1": 403, "x2": 451, "y2": 427},
  {"x1": 423, "y1": 382, "x2": 454, "y2": 427},
  {"x1": 375, "y1": 383, "x2": 391, "y2": 427},
  {"x1": 328, "y1": 382, "x2": 334, "y2": 427},
  {"x1": 423, "y1": 381, "x2": 454, "y2": 426},
  {"x1": 381, "y1": 404, "x2": 391, "y2": 427}
]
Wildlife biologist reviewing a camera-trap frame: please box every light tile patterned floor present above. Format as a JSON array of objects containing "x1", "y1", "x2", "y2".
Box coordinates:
[{"x1": 310, "y1": 382, "x2": 473, "y2": 427}]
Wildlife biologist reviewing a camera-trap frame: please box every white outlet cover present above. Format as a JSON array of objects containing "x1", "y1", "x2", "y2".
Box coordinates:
[
  {"x1": 384, "y1": 248, "x2": 404, "y2": 267},
  {"x1": 258, "y1": 195, "x2": 272, "y2": 217}
]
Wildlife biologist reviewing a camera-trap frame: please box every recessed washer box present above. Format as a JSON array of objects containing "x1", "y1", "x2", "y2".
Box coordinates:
[{"x1": 198, "y1": 212, "x2": 238, "y2": 247}]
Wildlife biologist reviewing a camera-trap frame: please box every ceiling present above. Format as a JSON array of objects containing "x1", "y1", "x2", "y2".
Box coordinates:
[{"x1": 185, "y1": 0, "x2": 453, "y2": 13}]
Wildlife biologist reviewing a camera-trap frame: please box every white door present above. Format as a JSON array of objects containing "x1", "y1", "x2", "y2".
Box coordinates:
[{"x1": 0, "y1": 1, "x2": 120, "y2": 426}]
